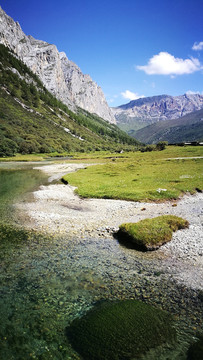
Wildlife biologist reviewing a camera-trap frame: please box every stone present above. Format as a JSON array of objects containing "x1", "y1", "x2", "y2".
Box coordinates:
[{"x1": 66, "y1": 300, "x2": 176, "y2": 360}]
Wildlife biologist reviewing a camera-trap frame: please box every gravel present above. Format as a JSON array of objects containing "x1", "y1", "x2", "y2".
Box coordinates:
[{"x1": 16, "y1": 162, "x2": 203, "y2": 291}]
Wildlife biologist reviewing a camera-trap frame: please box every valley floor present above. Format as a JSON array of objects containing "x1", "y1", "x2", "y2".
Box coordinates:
[{"x1": 16, "y1": 162, "x2": 203, "y2": 291}]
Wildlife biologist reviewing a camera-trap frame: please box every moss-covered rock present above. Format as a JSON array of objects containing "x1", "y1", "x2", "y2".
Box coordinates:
[
  {"x1": 66, "y1": 300, "x2": 176, "y2": 360},
  {"x1": 117, "y1": 215, "x2": 189, "y2": 251}
]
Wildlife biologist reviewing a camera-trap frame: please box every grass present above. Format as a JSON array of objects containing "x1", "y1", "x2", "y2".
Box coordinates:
[
  {"x1": 117, "y1": 215, "x2": 189, "y2": 250},
  {"x1": 0, "y1": 151, "x2": 126, "y2": 163},
  {"x1": 66, "y1": 299, "x2": 176, "y2": 360},
  {"x1": 63, "y1": 146, "x2": 203, "y2": 202},
  {"x1": 0, "y1": 153, "x2": 47, "y2": 162}
]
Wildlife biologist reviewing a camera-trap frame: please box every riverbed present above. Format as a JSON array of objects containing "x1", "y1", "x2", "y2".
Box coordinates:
[
  {"x1": 17, "y1": 162, "x2": 203, "y2": 291},
  {"x1": 0, "y1": 161, "x2": 203, "y2": 359}
]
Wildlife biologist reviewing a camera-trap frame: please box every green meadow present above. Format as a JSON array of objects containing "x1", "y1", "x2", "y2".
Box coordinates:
[{"x1": 63, "y1": 146, "x2": 203, "y2": 202}]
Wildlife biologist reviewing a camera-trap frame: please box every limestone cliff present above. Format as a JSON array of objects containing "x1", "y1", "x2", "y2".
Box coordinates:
[
  {"x1": 112, "y1": 94, "x2": 203, "y2": 125},
  {"x1": 0, "y1": 7, "x2": 115, "y2": 123}
]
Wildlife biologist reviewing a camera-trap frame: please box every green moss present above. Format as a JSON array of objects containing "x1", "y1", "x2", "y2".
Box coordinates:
[
  {"x1": 66, "y1": 300, "x2": 176, "y2": 360},
  {"x1": 117, "y1": 215, "x2": 189, "y2": 250}
]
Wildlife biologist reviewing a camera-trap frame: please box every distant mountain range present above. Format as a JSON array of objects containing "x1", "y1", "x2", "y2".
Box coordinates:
[
  {"x1": 113, "y1": 94, "x2": 203, "y2": 123},
  {"x1": 0, "y1": 6, "x2": 115, "y2": 123},
  {"x1": 112, "y1": 94, "x2": 203, "y2": 142},
  {"x1": 135, "y1": 108, "x2": 203, "y2": 144}
]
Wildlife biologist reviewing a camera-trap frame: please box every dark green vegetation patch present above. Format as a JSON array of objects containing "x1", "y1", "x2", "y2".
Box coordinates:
[
  {"x1": 66, "y1": 300, "x2": 176, "y2": 360},
  {"x1": 187, "y1": 334, "x2": 203, "y2": 360},
  {"x1": 134, "y1": 108, "x2": 203, "y2": 144},
  {"x1": 117, "y1": 215, "x2": 189, "y2": 251}
]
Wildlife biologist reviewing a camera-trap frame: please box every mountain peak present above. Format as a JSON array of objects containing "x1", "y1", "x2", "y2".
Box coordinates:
[
  {"x1": 112, "y1": 93, "x2": 203, "y2": 123},
  {"x1": 115, "y1": 95, "x2": 171, "y2": 111},
  {"x1": 0, "y1": 7, "x2": 115, "y2": 123}
]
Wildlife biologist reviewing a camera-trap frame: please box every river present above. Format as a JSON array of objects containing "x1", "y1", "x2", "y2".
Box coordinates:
[{"x1": 0, "y1": 162, "x2": 202, "y2": 359}]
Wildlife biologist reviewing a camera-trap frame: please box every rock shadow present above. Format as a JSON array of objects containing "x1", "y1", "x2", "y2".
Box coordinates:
[{"x1": 113, "y1": 230, "x2": 148, "y2": 252}]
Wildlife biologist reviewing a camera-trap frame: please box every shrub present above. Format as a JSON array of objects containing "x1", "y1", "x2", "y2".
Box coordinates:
[
  {"x1": 19, "y1": 140, "x2": 38, "y2": 154},
  {"x1": 156, "y1": 141, "x2": 168, "y2": 151},
  {"x1": 117, "y1": 215, "x2": 189, "y2": 251},
  {"x1": 39, "y1": 144, "x2": 51, "y2": 153},
  {"x1": 140, "y1": 144, "x2": 156, "y2": 152},
  {"x1": 0, "y1": 137, "x2": 18, "y2": 157},
  {"x1": 66, "y1": 300, "x2": 176, "y2": 360}
]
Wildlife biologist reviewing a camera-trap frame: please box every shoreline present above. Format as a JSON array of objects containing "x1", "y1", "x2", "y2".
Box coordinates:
[{"x1": 16, "y1": 162, "x2": 203, "y2": 291}]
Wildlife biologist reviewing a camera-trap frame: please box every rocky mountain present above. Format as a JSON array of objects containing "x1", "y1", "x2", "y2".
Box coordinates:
[
  {"x1": 0, "y1": 6, "x2": 115, "y2": 123},
  {"x1": 112, "y1": 94, "x2": 203, "y2": 134},
  {"x1": 0, "y1": 44, "x2": 137, "y2": 157},
  {"x1": 134, "y1": 108, "x2": 203, "y2": 144}
]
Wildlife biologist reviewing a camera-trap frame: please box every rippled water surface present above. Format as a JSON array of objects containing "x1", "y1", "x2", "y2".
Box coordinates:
[{"x1": 0, "y1": 163, "x2": 202, "y2": 359}]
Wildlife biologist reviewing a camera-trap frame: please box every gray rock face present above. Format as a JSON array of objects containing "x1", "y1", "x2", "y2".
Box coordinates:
[
  {"x1": 113, "y1": 94, "x2": 203, "y2": 124},
  {"x1": 0, "y1": 7, "x2": 115, "y2": 123}
]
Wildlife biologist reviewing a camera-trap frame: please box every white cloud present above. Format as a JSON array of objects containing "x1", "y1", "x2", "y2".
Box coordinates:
[
  {"x1": 186, "y1": 90, "x2": 203, "y2": 95},
  {"x1": 186, "y1": 90, "x2": 200, "y2": 95},
  {"x1": 121, "y1": 90, "x2": 145, "y2": 101},
  {"x1": 192, "y1": 42, "x2": 203, "y2": 51},
  {"x1": 108, "y1": 98, "x2": 115, "y2": 104},
  {"x1": 137, "y1": 52, "x2": 201, "y2": 75},
  {"x1": 106, "y1": 94, "x2": 118, "y2": 104}
]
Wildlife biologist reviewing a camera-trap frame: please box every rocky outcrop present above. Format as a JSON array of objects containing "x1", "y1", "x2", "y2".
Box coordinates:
[
  {"x1": 0, "y1": 6, "x2": 115, "y2": 123},
  {"x1": 60, "y1": 53, "x2": 115, "y2": 121},
  {"x1": 112, "y1": 94, "x2": 203, "y2": 124}
]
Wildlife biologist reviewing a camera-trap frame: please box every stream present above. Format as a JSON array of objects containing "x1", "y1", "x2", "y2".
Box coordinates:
[{"x1": 0, "y1": 162, "x2": 202, "y2": 359}]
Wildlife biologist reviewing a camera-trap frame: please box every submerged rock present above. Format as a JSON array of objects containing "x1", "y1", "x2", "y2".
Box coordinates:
[{"x1": 66, "y1": 299, "x2": 176, "y2": 360}]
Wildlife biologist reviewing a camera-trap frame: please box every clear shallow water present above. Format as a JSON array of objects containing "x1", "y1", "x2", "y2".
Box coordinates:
[
  {"x1": 0, "y1": 163, "x2": 48, "y2": 223},
  {"x1": 0, "y1": 163, "x2": 202, "y2": 359}
]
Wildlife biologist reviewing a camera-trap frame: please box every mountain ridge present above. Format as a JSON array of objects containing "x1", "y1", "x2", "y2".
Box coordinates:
[
  {"x1": 112, "y1": 93, "x2": 203, "y2": 127},
  {"x1": 0, "y1": 6, "x2": 116, "y2": 123},
  {"x1": 0, "y1": 44, "x2": 137, "y2": 157},
  {"x1": 116, "y1": 95, "x2": 169, "y2": 110},
  {"x1": 134, "y1": 108, "x2": 203, "y2": 144}
]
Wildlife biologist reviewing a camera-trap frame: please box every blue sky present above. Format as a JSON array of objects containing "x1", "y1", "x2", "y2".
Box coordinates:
[{"x1": 1, "y1": 0, "x2": 203, "y2": 106}]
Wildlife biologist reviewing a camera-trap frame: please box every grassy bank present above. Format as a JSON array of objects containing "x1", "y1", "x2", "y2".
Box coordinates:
[
  {"x1": 117, "y1": 215, "x2": 189, "y2": 250},
  {"x1": 0, "y1": 153, "x2": 48, "y2": 162},
  {"x1": 63, "y1": 146, "x2": 203, "y2": 202}
]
